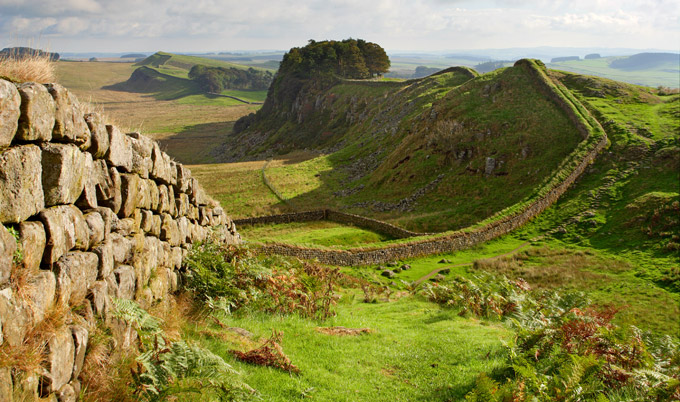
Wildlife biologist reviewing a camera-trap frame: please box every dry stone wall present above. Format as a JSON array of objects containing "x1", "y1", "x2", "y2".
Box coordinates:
[{"x1": 0, "y1": 78, "x2": 240, "y2": 402}]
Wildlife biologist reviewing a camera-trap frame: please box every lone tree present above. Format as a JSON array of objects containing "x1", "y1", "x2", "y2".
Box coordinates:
[{"x1": 279, "y1": 38, "x2": 390, "y2": 79}]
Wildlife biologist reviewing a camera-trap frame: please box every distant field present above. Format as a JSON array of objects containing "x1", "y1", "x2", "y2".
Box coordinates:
[
  {"x1": 548, "y1": 56, "x2": 679, "y2": 88},
  {"x1": 55, "y1": 60, "x2": 257, "y2": 161},
  {"x1": 240, "y1": 221, "x2": 395, "y2": 247}
]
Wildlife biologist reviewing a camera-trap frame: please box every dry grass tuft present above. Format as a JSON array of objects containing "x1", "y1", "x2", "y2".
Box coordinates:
[{"x1": 0, "y1": 49, "x2": 55, "y2": 83}]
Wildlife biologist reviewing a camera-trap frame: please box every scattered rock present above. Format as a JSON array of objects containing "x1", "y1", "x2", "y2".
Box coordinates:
[{"x1": 381, "y1": 270, "x2": 396, "y2": 278}]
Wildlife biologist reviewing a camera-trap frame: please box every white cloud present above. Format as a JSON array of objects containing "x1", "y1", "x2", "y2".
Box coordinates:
[{"x1": 0, "y1": 0, "x2": 677, "y2": 52}]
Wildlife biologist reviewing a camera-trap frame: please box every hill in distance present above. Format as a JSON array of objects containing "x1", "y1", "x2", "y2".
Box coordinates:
[{"x1": 105, "y1": 51, "x2": 274, "y2": 103}]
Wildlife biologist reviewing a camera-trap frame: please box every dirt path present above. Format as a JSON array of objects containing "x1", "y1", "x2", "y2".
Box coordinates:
[{"x1": 413, "y1": 241, "x2": 531, "y2": 285}]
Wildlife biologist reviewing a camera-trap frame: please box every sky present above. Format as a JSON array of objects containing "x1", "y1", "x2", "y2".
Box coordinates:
[{"x1": 0, "y1": 0, "x2": 678, "y2": 53}]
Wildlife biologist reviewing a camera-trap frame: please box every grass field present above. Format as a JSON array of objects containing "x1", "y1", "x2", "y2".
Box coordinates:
[
  {"x1": 188, "y1": 292, "x2": 509, "y2": 402},
  {"x1": 240, "y1": 221, "x2": 396, "y2": 247},
  {"x1": 548, "y1": 56, "x2": 679, "y2": 88}
]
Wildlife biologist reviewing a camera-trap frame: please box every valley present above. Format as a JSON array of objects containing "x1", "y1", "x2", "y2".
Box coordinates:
[{"x1": 45, "y1": 47, "x2": 680, "y2": 401}]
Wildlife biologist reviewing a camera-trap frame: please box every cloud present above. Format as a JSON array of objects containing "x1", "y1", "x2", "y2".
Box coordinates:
[{"x1": 0, "y1": 0, "x2": 677, "y2": 52}]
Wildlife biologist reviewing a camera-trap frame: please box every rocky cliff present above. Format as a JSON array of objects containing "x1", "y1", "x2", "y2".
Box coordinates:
[{"x1": 0, "y1": 78, "x2": 239, "y2": 401}]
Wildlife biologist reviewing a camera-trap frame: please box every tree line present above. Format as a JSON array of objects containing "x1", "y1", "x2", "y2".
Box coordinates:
[
  {"x1": 279, "y1": 39, "x2": 390, "y2": 79},
  {"x1": 188, "y1": 65, "x2": 274, "y2": 92}
]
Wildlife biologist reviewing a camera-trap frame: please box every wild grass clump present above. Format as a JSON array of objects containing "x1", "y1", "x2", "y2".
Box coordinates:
[
  {"x1": 184, "y1": 242, "x2": 340, "y2": 320},
  {"x1": 110, "y1": 298, "x2": 255, "y2": 402},
  {"x1": 423, "y1": 273, "x2": 680, "y2": 401},
  {"x1": 0, "y1": 48, "x2": 55, "y2": 83}
]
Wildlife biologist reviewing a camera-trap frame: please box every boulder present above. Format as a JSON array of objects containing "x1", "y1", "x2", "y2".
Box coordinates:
[
  {"x1": 105, "y1": 125, "x2": 132, "y2": 172},
  {"x1": 0, "y1": 223, "x2": 16, "y2": 285},
  {"x1": 40, "y1": 205, "x2": 89, "y2": 266},
  {"x1": 57, "y1": 383, "x2": 77, "y2": 402},
  {"x1": 114, "y1": 265, "x2": 136, "y2": 300},
  {"x1": 0, "y1": 79, "x2": 20, "y2": 149},
  {"x1": 43, "y1": 326, "x2": 75, "y2": 393},
  {"x1": 41, "y1": 143, "x2": 87, "y2": 207},
  {"x1": 54, "y1": 251, "x2": 98, "y2": 306},
  {"x1": 127, "y1": 132, "x2": 154, "y2": 178},
  {"x1": 92, "y1": 238, "x2": 113, "y2": 279},
  {"x1": 16, "y1": 221, "x2": 46, "y2": 271},
  {"x1": 16, "y1": 82, "x2": 55, "y2": 142},
  {"x1": 381, "y1": 270, "x2": 396, "y2": 279},
  {"x1": 84, "y1": 113, "x2": 109, "y2": 158},
  {"x1": 46, "y1": 83, "x2": 90, "y2": 148},
  {"x1": 70, "y1": 325, "x2": 88, "y2": 380},
  {"x1": 484, "y1": 157, "x2": 496, "y2": 175},
  {"x1": 0, "y1": 145, "x2": 45, "y2": 223}
]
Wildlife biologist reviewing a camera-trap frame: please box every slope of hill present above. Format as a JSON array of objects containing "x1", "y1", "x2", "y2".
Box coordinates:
[{"x1": 222, "y1": 60, "x2": 597, "y2": 233}]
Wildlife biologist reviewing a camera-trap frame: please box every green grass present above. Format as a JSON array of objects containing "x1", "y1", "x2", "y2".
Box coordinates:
[
  {"x1": 240, "y1": 221, "x2": 396, "y2": 248},
  {"x1": 187, "y1": 292, "x2": 509, "y2": 402},
  {"x1": 548, "y1": 56, "x2": 679, "y2": 88}
]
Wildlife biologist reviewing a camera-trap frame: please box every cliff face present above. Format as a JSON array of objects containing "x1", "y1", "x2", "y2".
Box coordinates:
[{"x1": 0, "y1": 78, "x2": 239, "y2": 401}]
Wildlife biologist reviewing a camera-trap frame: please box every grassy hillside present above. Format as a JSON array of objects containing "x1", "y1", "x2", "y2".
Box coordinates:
[{"x1": 223, "y1": 63, "x2": 589, "y2": 232}]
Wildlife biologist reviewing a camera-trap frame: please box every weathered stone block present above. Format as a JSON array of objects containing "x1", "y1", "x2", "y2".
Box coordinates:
[
  {"x1": 119, "y1": 173, "x2": 140, "y2": 218},
  {"x1": 43, "y1": 326, "x2": 75, "y2": 393},
  {"x1": 88, "y1": 281, "x2": 108, "y2": 317},
  {"x1": 41, "y1": 143, "x2": 87, "y2": 207},
  {"x1": 150, "y1": 143, "x2": 175, "y2": 185},
  {"x1": 0, "y1": 223, "x2": 16, "y2": 285},
  {"x1": 105, "y1": 125, "x2": 132, "y2": 172},
  {"x1": 0, "y1": 145, "x2": 44, "y2": 224},
  {"x1": 0, "y1": 79, "x2": 20, "y2": 149},
  {"x1": 160, "y1": 214, "x2": 180, "y2": 246},
  {"x1": 147, "y1": 179, "x2": 159, "y2": 211},
  {"x1": 176, "y1": 164, "x2": 192, "y2": 193},
  {"x1": 127, "y1": 132, "x2": 154, "y2": 178},
  {"x1": 171, "y1": 246, "x2": 183, "y2": 270},
  {"x1": 54, "y1": 251, "x2": 98, "y2": 306},
  {"x1": 98, "y1": 166, "x2": 122, "y2": 214},
  {"x1": 175, "y1": 193, "x2": 190, "y2": 217},
  {"x1": 168, "y1": 185, "x2": 177, "y2": 217},
  {"x1": 76, "y1": 152, "x2": 98, "y2": 209},
  {"x1": 16, "y1": 82, "x2": 55, "y2": 142},
  {"x1": 0, "y1": 287, "x2": 30, "y2": 347},
  {"x1": 92, "y1": 237, "x2": 113, "y2": 279},
  {"x1": 114, "y1": 265, "x2": 135, "y2": 300},
  {"x1": 90, "y1": 206, "x2": 114, "y2": 237},
  {"x1": 150, "y1": 214, "x2": 162, "y2": 237},
  {"x1": 113, "y1": 217, "x2": 135, "y2": 236},
  {"x1": 110, "y1": 233, "x2": 131, "y2": 264},
  {"x1": 150, "y1": 268, "x2": 170, "y2": 300},
  {"x1": 84, "y1": 113, "x2": 109, "y2": 158},
  {"x1": 157, "y1": 184, "x2": 169, "y2": 214},
  {"x1": 40, "y1": 205, "x2": 88, "y2": 266},
  {"x1": 71, "y1": 325, "x2": 88, "y2": 380},
  {"x1": 84, "y1": 211, "x2": 105, "y2": 249},
  {"x1": 0, "y1": 366, "x2": 12, "y2": 401},
  {"x1": 177, "y1": 216, "x2": 189, "y2": 245},
  {"x1": 25, "y1": 270, "x2": 56, "y2": 324},
  {"x1": 46, "y1": 83, "x2": 90, "y2": 148}
]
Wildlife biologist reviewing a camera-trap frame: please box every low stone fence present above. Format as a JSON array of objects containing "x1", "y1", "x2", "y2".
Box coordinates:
[
  {"x1": 234, "y1": 209, "x2": 429, "y2": 239},
  {"x1": 256, "y1": 60, "x2": 609, "y2": 266},
  {"x1": 0, "y1": 79, "x2": 239, "y2": 401}
]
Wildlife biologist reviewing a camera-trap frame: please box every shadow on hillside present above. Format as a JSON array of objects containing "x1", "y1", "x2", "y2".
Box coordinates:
[{"x1": 158, "y1": 121, "x2": 234, "y2": 165}]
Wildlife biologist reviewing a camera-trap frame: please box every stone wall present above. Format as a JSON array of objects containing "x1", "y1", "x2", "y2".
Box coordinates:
[
  {"x1": 0, "y1": 78, "x2": 239, "y2": 401},
  {"x1": 234, "y1": 209, "x2": 428, "y2": 239}
]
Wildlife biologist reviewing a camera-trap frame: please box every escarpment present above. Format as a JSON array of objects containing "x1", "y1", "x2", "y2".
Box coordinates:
[{"x1": 0, "y1": 78, "x2": 239, "y2": 401}]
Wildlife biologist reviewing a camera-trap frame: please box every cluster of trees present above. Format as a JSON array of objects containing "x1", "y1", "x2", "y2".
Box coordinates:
[
  {"x1": 279, "y1": 39, "x2": 390, "y2": 79},
  {"x1": 188, "y1": 65, "x2": 274, "y2": 92}
]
